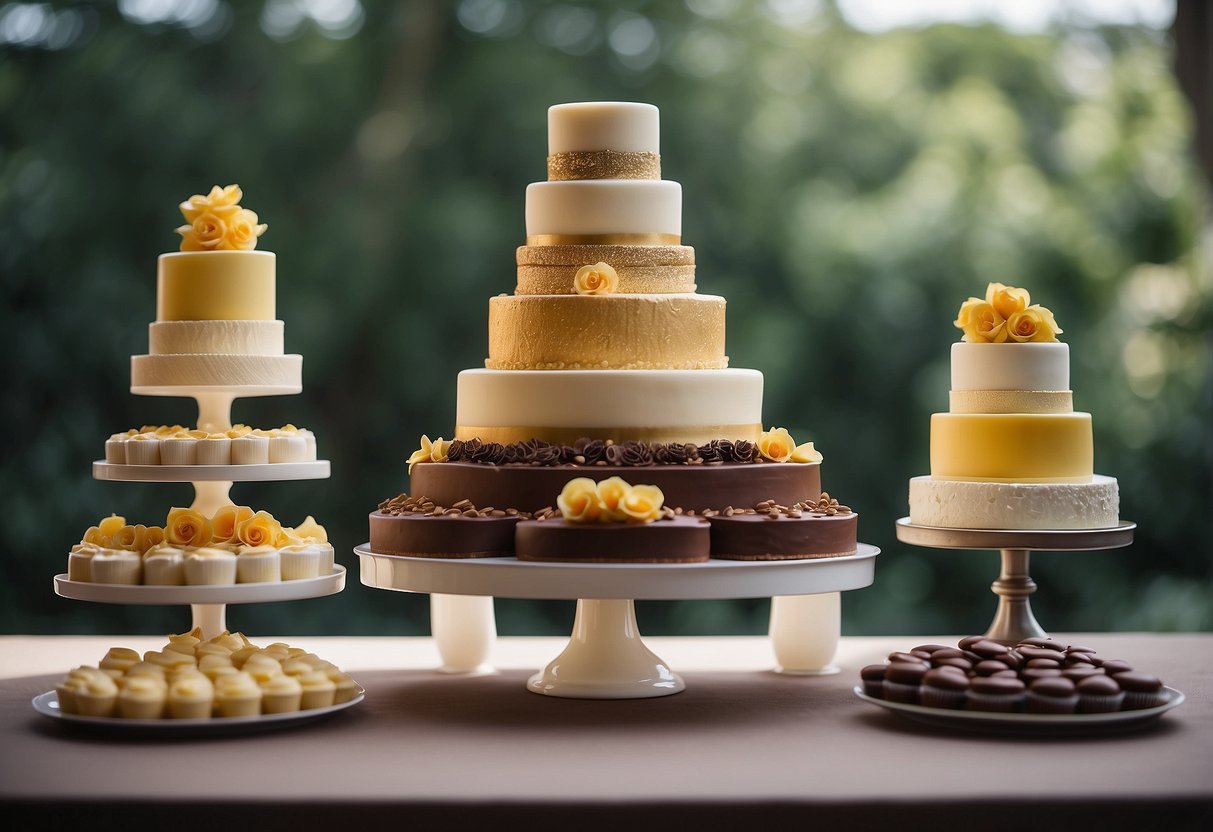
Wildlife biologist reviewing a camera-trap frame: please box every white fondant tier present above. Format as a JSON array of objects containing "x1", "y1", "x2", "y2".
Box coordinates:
[
  {"x1": 908, "y1": 475, "x2": 1119, "y2": 530},
  {"x1": 549, "y1": 102, "x2": 659, "y2": 154},
  {"x1": 951, "y1": 342, "x2": 1069, "y2": 393},
  {"x1": 455, "y1": 368, "x2": 764, "y2": 444},
  {"x1": 148, "y1": 321, "x2": 284, "y2": 356},
  {"x1": 131, "y1": 354, "x2": 301, "y2": 390},
  {"x1": 525, "y1": 180, "x2": 681, "y2": 238}
]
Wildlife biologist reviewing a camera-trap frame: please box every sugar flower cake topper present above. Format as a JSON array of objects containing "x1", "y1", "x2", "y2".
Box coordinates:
[
  {"x1": 954, "y1": 282, "x2": 1063, "y2": 343},
  {"x1": 176, "y1": 184, "x2": 268, "y2": 251},
  {"x1": 558, "y1": 477, "x2": 665, "y2": 524}
]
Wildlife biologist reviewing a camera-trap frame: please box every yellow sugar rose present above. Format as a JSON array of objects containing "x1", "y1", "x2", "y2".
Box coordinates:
[
  {"x1": 619, "y1": 484, "x2": 665, "y2": 524},
  {"x1": 81, "y1": 525, "x2": 106, "y2": 547},
  {"x1": 178, "y1": 212, "x2": 227, "y2": 251},
  {"x1": 1006, "y1": 304, "x2": 1063, "y2": 342},
  {"x1": 984, "y1": 282, "x2": 1031, "y2": 320},
  {"x1": 758, "y1": 427, "x2": 796, "y2": 463},
  {"x1": 595, "y1": 477, "x2": 631, "y2": 521},
  {"x1": 954, "y1": 299, "x2": 1008, "y2": 343},
  {"x1": 222, "y1": 208, "x2": 267, "y2": 251},
  {"x1": 113, "y1": 525, "x2": 139, "y2": 551},
  {"x1": 211, "y1": 505, "x2": 254, "y2": 544},
  {"x1": 136, "y1": 525, "x2": 164, "y2": 553},
  {"x1": 791, "y1": 441, "x2": 823, "y2": 464},
  {"x1": 291, "y1": 515, "x2": 328, "y2": 544},
  {"x1": 179, "y1": 184, "x2": 243, "y2": 223},
  {"x1": 557, "y1": 478, "x2": 602, "y2": 524},
  {"x1": 406, "y1": 435, "x2": 450, "y2": 474},
  {"x1": 573, "y1": 262, "x2": 620, "y2": 295},
  {"x1": 237, "y1": 510, "x2": 282, "y2": 548},
  {"x1": 166, "y1": 507, "x2": 213, "y2": 548},
  {"x1": 98, "y1": 514, "x2": 126, "y2": 538}
]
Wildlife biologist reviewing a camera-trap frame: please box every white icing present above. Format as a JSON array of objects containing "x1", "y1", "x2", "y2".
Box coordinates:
[
  {"x1": 951, "y1": 342, "x2": 1069, "y2": 392},
  {"x1": 456, "y1": 368, "x2": 763, "y2": 430},
  {"x1": 148, "y1": 321, "x2": 284, "y2": 356},
  {"x1": 131, "y1": 354, "x2": 302, "y2": 390},
  {"x1": 525, "y1": 180, "x2": 681, "y2": 237},
  {"x1": 548, "y1": 102, "x2": 659, "y2": 154},
  {"x1": 908, "y1": 474, "x2": 1119, "y2": 530}
]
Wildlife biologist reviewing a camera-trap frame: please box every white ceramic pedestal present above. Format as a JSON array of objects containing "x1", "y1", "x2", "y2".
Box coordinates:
[
  {"x1": 355, "y1": 543, "x2": 879, "y2": 699},
  {"x1": 430, "y1": 594, "x2": 496, "y2": 674}
]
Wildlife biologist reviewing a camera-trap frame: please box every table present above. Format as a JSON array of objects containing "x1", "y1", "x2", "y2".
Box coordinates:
[{"x1": 1, "y1": 634, "x2": 1210, "y2": 831}]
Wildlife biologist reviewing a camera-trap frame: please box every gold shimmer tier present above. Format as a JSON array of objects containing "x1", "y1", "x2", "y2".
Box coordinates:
[
  {"x1": 486, "y1": 294, "x2": 727, "y2": 371},
  {"x1": 930, "y1": 412, "x2": 1093, "y2": 482},
  {"x1": 156, "y1": 251, "x2": 276, "y2": 321},
  {"x1": 515, "y1": 244, "x2": 696, "y2": 295}
]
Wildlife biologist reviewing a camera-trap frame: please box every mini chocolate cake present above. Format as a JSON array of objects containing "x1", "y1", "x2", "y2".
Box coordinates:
[
  {"x1": 515, "y1": 515, "x2": 710, "y2": 563},
  {"x1": 707, "y1": 511, "x2": 857, "y2": 560},
  {"x1": 368, "y1": 511, "x2": 520, "y2": 558}
]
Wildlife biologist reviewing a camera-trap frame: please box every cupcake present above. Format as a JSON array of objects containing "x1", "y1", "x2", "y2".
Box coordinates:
[
  {"x1": 198, "y1": 653, "x2": 238, "y2": 683},
  {"x1": 1018, "y1": 645, "x2": 1066, "y2": 663},
  {"x1": 117, "y1": 675, "x2": 168, "y2": 719},
  {"x1": 1021, "y1": 667, "x2": 1064, "y2": 685},
  {"x1": 267, "y1": 430, "x2": 307, "y2": 463},
  {"x1": 142, "y1": 543, "x2": 186, "y2": 585},
  {"x1": 968, "y1": 639, "x2": 1011, "y2": 660},
  {"x1": 281, "y1": 659, "x2": 314, "y2": 678},
  {"x1": 125, "y1": 433, "x2": 161, "y2": 465},
  {"x1": 300, "y1": 428, "x2": 317, "y2": 461},
  {"x1": 98, "y1": 647, "x2": 141, "y2": 678},
  {"x1": 1116, "y1": 672, "x2": 1167, "y2": 710},
  {"x1": 57, "y1": 667, "x2": 106, "y2": 715},
  {"x1": 932, "y1": 656, "x2": 973, "y2": 673},
  {"x1": 183, "y1": 546, "x2": 237, "y2": 585},
  {"x1": 73, "y1": 671, "x2": 119, "y2": 717},
  {"x1": 328, "y1": 671, "x2": 359, "y2": 705},
  {"x1": 859, "y1": 664, "x2": 887, "y2": 698},
  {"x1": 104, "y1": 433, "x2": 129, "y2": 464},
  {"x1": 1100, "y1": 659, "x2": 1134, "y2": 676},
  {"x1": 167, "y1": 673, "x2": 214, "y2": 719},
  {"x1": 228, "y1": 643, "x2": 261, "y2": 669},
  {"x1": 1061, "y1": 665, "x2": 1104, "y2": 684},
  {"x1": 160, "y1": 431, "x2": 202, "y2": 465},
  {"x1": 164, "y1": 628, "x2": 203, "y2": 656},
  {"x1": 124, "y1": 661, "x2": 168, "y2": 682},
  {"x1": 260, "y1": 674, "x2": 303, "y2": 714},
  {"x1": 242, "y1": 654, "x2": 284, "y2": 686},
  {"x1": 196, "y1": 433, "x2": 232, "y2": 465},
  {"x1": 90, "y1": 548, "x2": 142, "y2": 585},
  {"x1": 298, "y1": 671, "x2": 337, "y2": 710},
  {"x1": 1073, "y1": 675, "x2": 1125, "y2": 713},
  {"x1": 67, "y1": 543, "x2": 97, "y2": 582},
  {"x1": 206, "y1": 630, "x2": 246, "y2": 653},
  {"x1": 236, "y1": 545, "x2": 281, "y2": 583},
  {"x1": 279, "y1": 543, "x2": 323, "y2": 581},
  {"x1": 230, "y1": 433, "x2": 269, "y2": 464},
  {"x1": 262, "y1": 642, "x2": 292, "y2": 661},
  {"x1": 214, "y1": 672, "x2": 262, "y2": 718},
  {"x1": 920, "y1": 667, "x2": 969, "y2": 709},
  {"x1": 1027, "y1": 677, "x2": 1079, "y2": 714},
  {"x1": 1018, "y1": 637, "x2": 1065, "y2": 652},
  {"x1": 957, "y1": 635, "x2": 987, "y2": 650},
  {"x1": 882, "y1": 661, "x2": 927, "y2": 704},
  {"x1": 143, "y1": 649, "x2": 196, "y2": 673},
  {"x1": 966, "y1": 676, "x2": 1026, "y2": 712},
  {"x1": 973, "y1": 659, "x2": 1011, "y2": 677},
  {"x1": 194, "y1": 641, "x2": 233, "y2": 661}
]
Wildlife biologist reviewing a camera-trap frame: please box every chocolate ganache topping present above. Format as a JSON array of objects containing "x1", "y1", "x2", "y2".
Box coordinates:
[{"x1": 446, "y1": 438, "x2": 765, "y2": 467}]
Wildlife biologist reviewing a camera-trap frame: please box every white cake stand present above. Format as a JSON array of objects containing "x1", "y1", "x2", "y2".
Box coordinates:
[
  {"x1": 894, "y1": 518, "x2": 1135, "y2": 644},
  {"x1": 355, "y1": 544, "x2": 879, "y2": 699}
]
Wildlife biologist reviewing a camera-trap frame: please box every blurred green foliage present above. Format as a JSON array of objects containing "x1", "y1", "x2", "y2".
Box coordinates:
[{"x1": 1, "y1": 0, "x2": 1209, "y2": 638}]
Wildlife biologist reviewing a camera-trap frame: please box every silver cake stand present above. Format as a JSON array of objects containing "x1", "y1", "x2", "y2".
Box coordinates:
[{"x1": 894, "y1": 518, "x2": 1135, "y2": 644}]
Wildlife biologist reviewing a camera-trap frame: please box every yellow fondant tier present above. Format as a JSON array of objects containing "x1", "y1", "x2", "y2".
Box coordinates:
[
  {"x1": 156, "y1": 251, "x2": 276, "y2": 322},
  {"x1": 930, "y1": 412, "x2": 1094, "y2": 482},
  {"x1": 516, "y1": 244, "x2": 696, "y2": 295},
  {"x1": 949, "y1": 390, "x2": 1074, "y2": 414},
  {"x1": 486, "y1": 294, "x2": 727, "y2": 370}
]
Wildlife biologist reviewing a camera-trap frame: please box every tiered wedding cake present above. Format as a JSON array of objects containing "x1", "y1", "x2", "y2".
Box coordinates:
[
  {"x1": 908, "y1": 283, "x2": 1119, "y2": 529},
  {"x1": 371, "y1": 102, "x2": 857, "y2": 562}
]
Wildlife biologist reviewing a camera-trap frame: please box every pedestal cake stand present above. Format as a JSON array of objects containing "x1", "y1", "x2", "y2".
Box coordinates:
[
  {"x1": 355, "y1": 543, "x2": 879, "y2": 699},
  {"x1": 894, "y1": 518, "x2": 1135, "y2": 644}
]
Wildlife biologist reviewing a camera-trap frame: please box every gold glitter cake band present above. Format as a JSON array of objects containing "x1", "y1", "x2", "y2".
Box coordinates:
[
  {"x1": 455, "y1": 424, "x2": 762, "y2": 445},
  {"x1": 516, "y1": 244, "x2": 695, "y2": 267},
  {"x1": 526, "y1": 233, "x2": 681, "y2": 246},
  {"x1": 949, "y1": 390, "x2": 1074, "y2": 414},
  {"x1": 547, "y1": 150, "x2": 661, "y2": 181},
  {"x1": 516, "y1": 264, "x2": 696, "y2": 295}
]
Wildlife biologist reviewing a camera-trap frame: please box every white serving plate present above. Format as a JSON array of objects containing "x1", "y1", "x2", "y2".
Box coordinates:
[
  {"x1": 53, "y1": 566, "x2": 346, "y2": 605},
  {"x1": 853, "y1": 685, "x2": 1184, "y2": 735},
  {"x1": 32, "y1": 687, "x2": 364, "y2": 737},
  {"x1": 93, "y1": 460, "x2": 330, "y2": 482}
]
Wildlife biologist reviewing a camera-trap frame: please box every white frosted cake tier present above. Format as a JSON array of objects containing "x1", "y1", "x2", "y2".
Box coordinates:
[
  {"x1": 131, "y1": 353, "x2": 301, "y2": 390},
  {"x1": 951, "y1": 342, "x2": 1070, "y2": 392},
  {"x1": 525, "y1": 180, "x2": 681, "y2": 239},
  {"x1": 908, "y1": 474, "x2": 1119, "y2": 530},
  {"x1": 148, "y1": 320, "x2": 284, "y2": 356},
  {"x1": 455, "y1": 368, "x2": 764, "y2": 444},
  {"x1": 549, "y1": 102, "x2": 659, "y2": 153}
]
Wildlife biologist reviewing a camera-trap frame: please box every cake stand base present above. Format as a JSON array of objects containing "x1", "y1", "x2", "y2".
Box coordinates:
[
  {"x1": 430, "y1": 594, "x2": 496, "y2": 675},
  {"x1": 769, "y1": 592, "x2": 841, "y2": 675},
  {"x1": 526, "y1": 599, "x2": 684, "y2": 699}
]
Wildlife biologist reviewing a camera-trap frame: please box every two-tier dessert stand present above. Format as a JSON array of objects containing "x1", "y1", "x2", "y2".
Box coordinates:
[
  {"x1": 56, "y1": 389, "x2": 344, "y2": 640},
  {"x1": 894, "y1": 518, "x2": 1135, "y2": 644},
  {"x1": 355, "y1": 543, "x2": 879, "y2": 699}
]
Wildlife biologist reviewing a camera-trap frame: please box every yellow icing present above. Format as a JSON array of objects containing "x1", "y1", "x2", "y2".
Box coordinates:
[
  {"x1": 930, "y1": 412, "x2": 1093, "y2": 482},
  {"x1": 156, "y1": 251, "x2": 275, "y2": 321}
]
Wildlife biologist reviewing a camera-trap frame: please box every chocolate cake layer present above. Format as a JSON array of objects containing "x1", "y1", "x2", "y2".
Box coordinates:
[
  {"x1": 411, "y1": 462, "x2": 821, "y2": 513},
  {"x1": 707, "y1": 512, "x2": 858, "y2": 560},
  {"x1": 515, "y1": 515, "x2": 710, "y2": 563},
  {"x1": 368, "y1": 511, "x2": 519, "y2": 558}
]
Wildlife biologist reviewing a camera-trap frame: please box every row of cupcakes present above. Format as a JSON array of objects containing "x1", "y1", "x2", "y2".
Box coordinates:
[
  {"x1": 104, "y1": 424, "x2": 317, "y2": 466},
  {"x1": 68, "y1": 508, "x2": 334, "y2": 585},
  {"x1": 56, "y1": 629, "x2": 359, "y2": 719}
]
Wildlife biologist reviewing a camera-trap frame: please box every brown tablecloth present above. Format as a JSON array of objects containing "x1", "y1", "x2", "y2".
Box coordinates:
[{"x1": 1, "y1": 634, "x2": 1210, "y2": 831}]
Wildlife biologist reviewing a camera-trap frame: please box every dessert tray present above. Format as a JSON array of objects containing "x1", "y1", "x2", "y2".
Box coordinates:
[
  {"x1": 92, "y1": 460, "x2": 330, "y2": 482},
  {"x1": 853, "y1": 685, "x2": 1184, "y2": 736},
  {"x1": 32, "y1": 686, "x2": 364, "y2": 737}
]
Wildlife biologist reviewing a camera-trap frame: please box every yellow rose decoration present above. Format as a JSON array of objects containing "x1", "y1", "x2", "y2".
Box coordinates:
[
  {"x1": 237, "y1": 510, "x2": 282, "y2": 548},
  {"x1": 292, "y1": 515, "x2": 328, "y2": 544},
  {"x1": 758, "y1": 427, "x2": 796, "y2": 463},
  {"x1": 791, "y1": 441, "x2": 823, "y2": 464},
  {"x1": 112, "y1": 525, "x2": 139, "y2": 551},
  {"x1": 573, "y1": 262, "x2": 619, "y2": 296},
  {"x1": 224, "y1": 208, "x2": 266, "y2": 251},
  {"x1": 179, "y1": 184, "x2": 242, "y2": 222},
  {"x1": 618, "y1": 484, "x2": 665, "y2": 524},
  {"x1": 1006, "y1": 306, "x2": 1063, "y2": 342},
  {"x1": 98, "y1": 514, "x2": 126, "y2": 538},
  {"x1": 136, "y1": 525, "x2": 164, "y2": 553},
  {"x1": 166, "y1": 507, "x2": 213, "y2": 548},
  {"x1": 557, "y1": 478, "x2": 602, "y2": 524},
  {"x1": 212, "y1": 505, "x2": 254, "y2": 544},
  {"x1": 595, "y1": 477, "x2": 631, "y2": 521},
  {"x1": 955, "y1": 284, "x2": 1062, "y2": 343},
  {"x1": 954, "y1": 298, "x2": 1009, "y2": 343},
  {"x1": 407, "y1": 435, "x2": 451, "y2": 474},
  {"x1": 984, "y1": 282, "x2": 1030, "y2": 320},
  {"x1": 176, "y1": 184, "x2": 267, "y2": 251},
  {"x1": 82, "y1": 525, "x2": 107, "y2": 547}
]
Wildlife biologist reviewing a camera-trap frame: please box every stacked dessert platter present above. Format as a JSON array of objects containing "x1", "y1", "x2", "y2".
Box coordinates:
[
  {"x1": 56, "y1": 186, "x2": 344, "y2": 641},
  {"x1": 358, "y1": 102, "x2": 880, "y2": 699},
  {"x1": 897, "y1": 283, "x2": 1134, "y2": 644}
]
